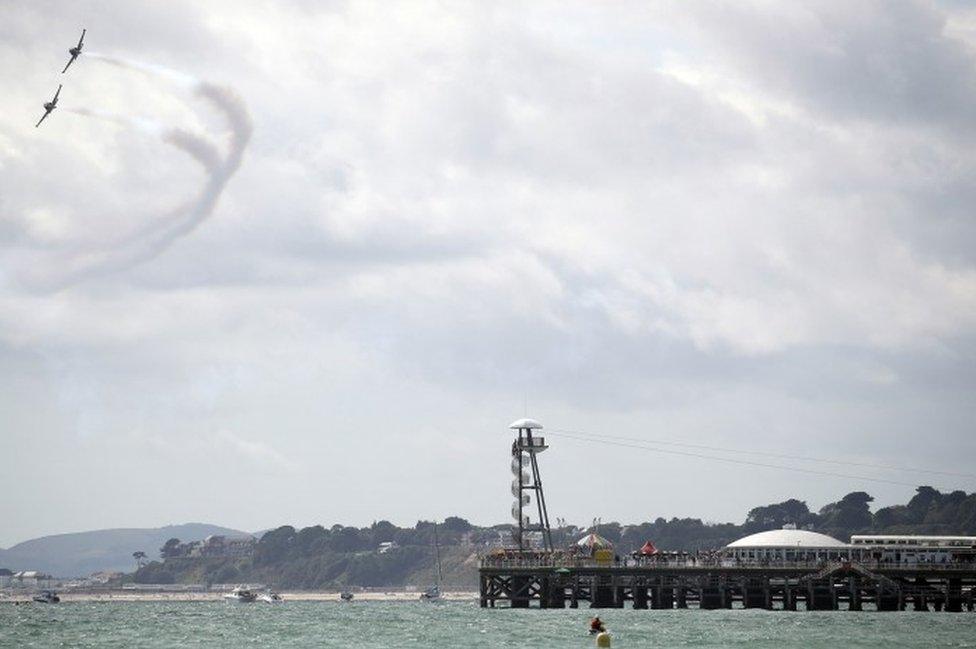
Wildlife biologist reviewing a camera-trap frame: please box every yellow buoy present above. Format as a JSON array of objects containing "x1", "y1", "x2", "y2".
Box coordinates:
[{"x1": 596, "y1": 630, "x2": 611, "y2": 647}]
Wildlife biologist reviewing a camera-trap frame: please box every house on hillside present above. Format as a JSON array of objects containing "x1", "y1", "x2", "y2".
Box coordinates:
[
  {"x1": 186, "y1": 535, "x2": 255, "y2": 558},
  {"x1": 12, "y1": 571, "x2": 53, "y2": 588},
  {"x1": 378, "y1": 541, "x2": 400, "y2": 554},
  {"x1": 89, "y1": 571, "x2": 124, "y2": 584}
]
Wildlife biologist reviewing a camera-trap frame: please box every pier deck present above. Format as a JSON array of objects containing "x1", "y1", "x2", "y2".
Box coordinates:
[{"x1": 479, "y1": 557, "x2": 976, "y2": 611}]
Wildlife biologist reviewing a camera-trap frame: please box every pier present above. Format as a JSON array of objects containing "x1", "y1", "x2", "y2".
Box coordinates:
[
  {"x1": 482, "y1": 418, "x2": 976, "y2": 611},
  {"x1": 478, "y1": 556, "x2": 976, "y2": 611}
]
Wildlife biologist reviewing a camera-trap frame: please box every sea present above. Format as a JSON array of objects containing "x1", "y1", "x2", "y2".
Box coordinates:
[{"x1": 2, "y1": 600, "x2": 974, "y2": 648}]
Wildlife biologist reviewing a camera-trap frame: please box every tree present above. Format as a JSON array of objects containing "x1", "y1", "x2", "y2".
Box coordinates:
[
  {"x1": 819, "y1": 492, "x2": 874, "y2": 534},
  {"x1": 369, "y1": 520, "x2": 399, "y2": 544},
  {"x1": 441, "y1": 517, "x2": 473, "y2": 533},
  {"x1": 254, "y1": 526, "x2": 296, "y2": 565},
  {"x1": 744, "y1": 499, "x2": 813, "y2": 533},
  {"x1": 873, "y1": 505, "x2": 908, "y2": 529},
  {"x1": 160, "y1": 538, "x2": 183, "y2": 559},
  {"x1": 132, "y1": 562, "x2": 174, "y2": 584},
  {"x1": 132, "y1": 551, "x2": 148, "y2": 569},
  {"x1": 906, "y1": 486, "x2": 942, "y2": 524},
  {"x1": 328, "y1": 526, "x2": 366, "y2": 553},
  {"x1": 296, "y1": 526, "x2": 330, "y2": 555}
]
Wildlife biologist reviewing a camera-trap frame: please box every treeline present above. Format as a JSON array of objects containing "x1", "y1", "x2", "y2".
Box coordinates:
[
  {"x1": 254, "y1": 517, "x2": 484, "y2": 561},
  {"x1": 581, "y1": 487, "x2": 976, "y2": 553},
  {"x1": 134, "y1": 518, "x2": 492, "y2": 589},
  {"x1": 131, "y1": 486, "x2": 976, "y2": 589}
]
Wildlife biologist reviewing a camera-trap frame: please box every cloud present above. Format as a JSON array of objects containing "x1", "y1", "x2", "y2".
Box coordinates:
[{"x1": 1, "y1": 0, "x2": 975, "y2": 545}]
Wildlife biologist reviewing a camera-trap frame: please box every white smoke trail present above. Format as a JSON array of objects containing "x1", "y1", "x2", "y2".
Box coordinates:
[
  {"x1": 67, "y1": 107, "x2": 167, "y2": 138},
  {"x1": 163, "y1": 127, "x2": 222, "y2": 173},
  {"x1": 83, "y1": 52, "x2": 197, "y2": 88},
  {"x1": 31, "y1": 56, "x2": 253, "y2": 290},
  {"x1": 67, "y1": 107, "x2": 223, "y2": 250},
  {"x1": 106, "y1": 82, "x2": 251, "y2": 268}
]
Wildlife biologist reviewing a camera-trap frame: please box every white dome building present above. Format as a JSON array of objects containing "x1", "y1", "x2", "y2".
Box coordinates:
[{"x1": 726, "y1": 528, "x2": 849, "y2": 562}]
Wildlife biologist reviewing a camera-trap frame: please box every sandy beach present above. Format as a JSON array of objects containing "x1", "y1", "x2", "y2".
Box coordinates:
[{"x1": 1, "y1": 590, "x2": 478, "y2": 603}]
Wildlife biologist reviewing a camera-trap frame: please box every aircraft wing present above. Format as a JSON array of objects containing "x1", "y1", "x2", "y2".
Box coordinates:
[
  {"x1": 78, "y1": 29, "x2": 86, "y2": 47},
  {"x1": 35, "y1": 111, "x2": 49, "y2": 128},
  {"x1": 62, "y1": 56, "x2": 75, "y2": 74},
  {"x1": 53, "y1": 84, "x2": 62, "y2": 102}
]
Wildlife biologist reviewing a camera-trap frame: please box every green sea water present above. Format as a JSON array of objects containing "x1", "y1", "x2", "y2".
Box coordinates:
[{"x1": 2, "y1": 601, "x2": 974, "y2": 648}]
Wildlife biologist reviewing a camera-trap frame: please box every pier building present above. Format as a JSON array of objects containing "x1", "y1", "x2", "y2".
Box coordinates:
[{"x1": 726, "y1": 529, "x2": 848, "y2": 562}]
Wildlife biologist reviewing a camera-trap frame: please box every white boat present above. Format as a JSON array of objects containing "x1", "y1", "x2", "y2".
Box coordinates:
[
  {"x1": 224, "y1": 586, "x2": 257, "y2": 603},
  {"x1": 258, "y1": 591, "x2": 283, "y2": 604},
  {"x1": 419, "y1": 523, "x2": 443, "y2": 602}
]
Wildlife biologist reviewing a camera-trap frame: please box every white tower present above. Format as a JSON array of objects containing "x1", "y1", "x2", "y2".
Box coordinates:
[{"x1": 509, "y1": 418, "x2": 553, "y2": 552}]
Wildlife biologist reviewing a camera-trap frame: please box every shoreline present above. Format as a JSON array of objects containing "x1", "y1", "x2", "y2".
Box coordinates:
[{"x1": 0, "y1": 590, "x2": 478, "y2": 603}]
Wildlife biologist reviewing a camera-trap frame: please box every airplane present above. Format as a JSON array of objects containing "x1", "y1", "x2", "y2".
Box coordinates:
[
  {"x1": 35, "y1": 84, "x2": 62, "y2": 128},
  {"x1": 62, "y1": 28, "x2": 86, "y2": 73}
]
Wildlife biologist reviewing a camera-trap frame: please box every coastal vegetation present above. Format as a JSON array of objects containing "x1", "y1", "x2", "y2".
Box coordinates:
[
  {"x1": 0, "y1": 523, "x2": 248, "y2": 578},
  {"x1": 129, "y1": 487, "x2": 976, "y2": 589}
]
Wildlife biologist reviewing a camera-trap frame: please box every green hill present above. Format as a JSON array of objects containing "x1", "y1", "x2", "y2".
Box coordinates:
[{"x1": 0, "y1": 523, "x2": 250, "y2": 577}]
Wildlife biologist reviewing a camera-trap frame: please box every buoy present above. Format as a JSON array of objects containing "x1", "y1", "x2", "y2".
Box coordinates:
[{"x1": 596, "y1": 630, "x2": 611, "y2": 647}]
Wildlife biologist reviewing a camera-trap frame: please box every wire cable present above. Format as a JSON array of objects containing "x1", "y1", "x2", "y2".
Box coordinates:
[
  {"x1": 547, "y1": 430, "x2": 938, "y2": 489},
  {"x1": 549, "y1": 428, "x2": 976, "y2": 480}
]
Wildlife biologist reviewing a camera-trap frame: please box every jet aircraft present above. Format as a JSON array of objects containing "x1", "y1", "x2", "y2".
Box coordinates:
[
  {"x1": 62, "y1": 29, "x2": 86, "y2": 73},
  {"x1": 35, "y1": 85, "x2": 62, "y2": 128}
]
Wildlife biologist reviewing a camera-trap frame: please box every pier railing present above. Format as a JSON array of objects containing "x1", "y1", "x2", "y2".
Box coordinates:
[{"x1": 479, "y1": 554, "x2": 976, "y2": 573}]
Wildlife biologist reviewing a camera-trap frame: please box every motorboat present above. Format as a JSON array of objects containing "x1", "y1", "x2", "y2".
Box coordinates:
[
  {"x1": 32, "y1": 590, "x2": 60, "y2": 604},
  {"x1": 340, "y1": 591, "x2": 354, "y2": 601},
  {"x1": 418, "y1": 584, "x2": 441, "y2": 602},
  {"x1": 258, "y1": 590, "x2": 283, "y2": 604},
  {"x1": 224, "y1": 586, "x2": 257, "y2": 603}
]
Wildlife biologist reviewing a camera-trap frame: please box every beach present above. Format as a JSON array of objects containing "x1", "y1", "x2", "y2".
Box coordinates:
[{"x1": 0, "y1": 590, "x2": 478, "y2": 603}]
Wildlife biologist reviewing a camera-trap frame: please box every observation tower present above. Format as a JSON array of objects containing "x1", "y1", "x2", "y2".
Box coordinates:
[{"x1": 509, "y1": 418, "x2": 553, "y2": 552}]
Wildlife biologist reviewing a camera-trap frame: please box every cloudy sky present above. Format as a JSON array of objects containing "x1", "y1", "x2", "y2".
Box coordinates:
[{"x1": 1, "y1": 1, "x2": 975, "y2": 547}]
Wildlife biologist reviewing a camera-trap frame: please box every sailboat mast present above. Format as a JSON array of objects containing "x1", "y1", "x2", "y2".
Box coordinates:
[{"x1": 434, "y1": 522, "x2": 443, "y2": 585}]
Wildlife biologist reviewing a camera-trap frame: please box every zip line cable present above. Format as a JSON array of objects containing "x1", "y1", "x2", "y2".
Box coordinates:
[
  {"x1": 546, "y1": 431, "x2": 939, "y2": 489},
  {"x1": 549, "y1": 428, "x2": 976, "y2": 480}
]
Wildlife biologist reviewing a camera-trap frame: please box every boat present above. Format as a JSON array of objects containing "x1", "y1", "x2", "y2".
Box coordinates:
[
  {"x1": 419, "y1": 584, "x2": 441, "y2": 601},
  {"x1": 258, "y1": 590, "x2": 283, "y2": 604},
  {"x1": 32, "y1": 590, "x2": 60, "y2": 604},
  {"x1": 419, "y1": 523, "x2": 443, "y2": 602},
  {"x1": 340, "y1": 591, "x2": 354, "y2": 601},
  {"x1": 224, "y1": 586, "x2": 257, "y2": 603}
]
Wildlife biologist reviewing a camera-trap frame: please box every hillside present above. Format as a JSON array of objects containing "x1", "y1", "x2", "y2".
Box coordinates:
[
  {"x1": 133, "y1": 519, "x2": 486, "y2": 589},
  {"x1": 130, "y1": 487, "x2": 976, "y2": 589},
  {"x1": 0, "y1": 523, "x2": 250, "y2": 577}
]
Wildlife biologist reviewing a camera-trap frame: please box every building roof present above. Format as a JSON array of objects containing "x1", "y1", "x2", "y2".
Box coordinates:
[
  {"x1": 726, "y1": 529, "x2": 846, "y2": 549},
  {"x1": 851, "y1": 535, "x2": 976, "y2": 542},
  {"x1": 576, "y1": 533, "x2": 612, "y2": 549},
  {"x1": 638, "y1": 541, "x2": 659, "y2": 555},
  {"x1": 509, "y1": 418, "x2": 543, "y2": 430}
]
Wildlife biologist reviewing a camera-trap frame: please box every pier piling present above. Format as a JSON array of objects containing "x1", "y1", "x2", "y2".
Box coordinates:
[{"x1": 479, "y1": 559, "x2": 976, "y2": 611}]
